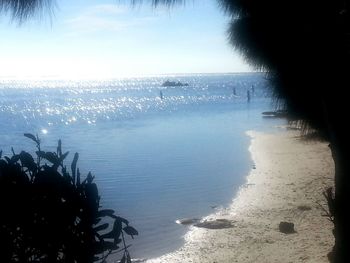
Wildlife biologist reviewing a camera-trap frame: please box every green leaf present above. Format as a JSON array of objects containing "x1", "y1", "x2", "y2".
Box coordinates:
[
  {"x1": 24, "y1": 133, "x2": 38, "y2": 144},
  {"x1": 123, "y1": 226, "x2": 138, "y2": 237}
]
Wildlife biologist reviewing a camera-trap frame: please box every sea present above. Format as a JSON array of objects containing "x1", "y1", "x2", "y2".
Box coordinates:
[{"x1": 0, "y1": 73, "x2": 285, "y2": 260}]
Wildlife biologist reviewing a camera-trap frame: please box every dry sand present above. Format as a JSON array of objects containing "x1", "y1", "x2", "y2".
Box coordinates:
[{"x1": 147, "y1": 129, "x2": 334, "y2": 263}]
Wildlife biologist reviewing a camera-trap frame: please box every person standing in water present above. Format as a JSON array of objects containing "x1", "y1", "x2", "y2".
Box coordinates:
[
  {"x1": 247, "y1": 89, "x2": 251, "y2": 102},
  {"x1": 160, "y1": 90, "x2": 164, "y2": 100},
  {"x1": 233, "y1": 87, "x2": 237, "y2": 96}
]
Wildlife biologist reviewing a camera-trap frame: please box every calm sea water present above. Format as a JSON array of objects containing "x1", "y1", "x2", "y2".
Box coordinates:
[{"x1": 0, "y1": 73, "x2": 284, "y2": 260}]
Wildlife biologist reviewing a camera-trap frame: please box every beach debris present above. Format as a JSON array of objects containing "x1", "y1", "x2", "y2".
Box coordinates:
[
  {"x1": 262, "y1": 110, "x2": 288, "y2": 118},
  {"x1": 194, "y1": 219, "x2": 234, "y2": 229},
  {"x1": 297, "y1": 205, "x2": 312, "y2": 211},
  {"x1": 279, "y1": 221, "x2": 296, "y2": 234},
  {"x1": 131, "y1": 259, "x2": 147, "y2": 263},
  {"x1": 175, "y1": 218, "x2": 200, "y2": 225}
]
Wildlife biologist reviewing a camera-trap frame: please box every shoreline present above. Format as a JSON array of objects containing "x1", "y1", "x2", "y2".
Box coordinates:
[{"x1": 147, "y1": 128, "x2": 334, "y2": 263}]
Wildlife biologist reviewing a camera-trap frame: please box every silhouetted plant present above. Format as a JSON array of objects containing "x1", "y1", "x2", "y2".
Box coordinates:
[{"x1": 0, "y1": 133, "x2": 137, "y2": 263}]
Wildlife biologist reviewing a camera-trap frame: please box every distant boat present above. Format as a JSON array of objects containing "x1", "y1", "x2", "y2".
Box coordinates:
[{"x1": 162, "y1": 80, "x2": 189, "y2": 87}]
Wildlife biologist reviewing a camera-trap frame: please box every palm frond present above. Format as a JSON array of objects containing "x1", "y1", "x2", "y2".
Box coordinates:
[
  {"x1": 130, "y1": 0, "x2": 184, "y2": 7},
  {"x1": 0, "y1": 0, "x2": 54, "y2": 22}
]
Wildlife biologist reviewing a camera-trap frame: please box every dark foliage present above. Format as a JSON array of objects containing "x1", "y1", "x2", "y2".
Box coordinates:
[
  {"x1": 218, "y1": 0, "x2": 350, "y2": 262},
  {"x1": 0, "y1": 134, "x2": 137, "y2": 263},
  {"x1": 218, "y1": 0, "x2": 350, "y2": 137},
  {"x1": 0, "y1": 0, "x2": 54, "y2": 22},
  {"x1": 0, "y1": 0, "x2": 183, "y2": 21}
]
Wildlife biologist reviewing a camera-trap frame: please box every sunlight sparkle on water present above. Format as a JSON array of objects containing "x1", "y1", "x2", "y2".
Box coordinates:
[{"x1": 41, "y1": 129, "x2": 48, "y2": 134}]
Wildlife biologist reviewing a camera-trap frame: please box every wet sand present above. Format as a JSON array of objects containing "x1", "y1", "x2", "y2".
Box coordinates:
[{"x1": 147, "y1": 129, "x2": 334, "y2": 263}]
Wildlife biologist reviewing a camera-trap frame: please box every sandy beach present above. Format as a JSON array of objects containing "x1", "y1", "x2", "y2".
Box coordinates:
[{"x1": 147, "y1": 129, "x2": 334, "y2": 263}]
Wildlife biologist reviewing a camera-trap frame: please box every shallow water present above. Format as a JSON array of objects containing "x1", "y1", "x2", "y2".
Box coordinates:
[{"x1": 0, "y1": 73, "x2": 285, "y2": 259}]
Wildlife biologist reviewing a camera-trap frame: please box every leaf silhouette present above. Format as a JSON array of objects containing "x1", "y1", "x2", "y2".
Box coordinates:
[
  {"x1": 11, "y1": 154, "x2": 20, "y2": 163},
  {"x1": 94, "y1": 241, "x2": 118, "y2": 254},
  {"x1": 36, "y1": 151, "x2": 59, "y2": 165},
  {"x1": 104, "y1": 241, "x2": 119, "y2": 250},
  {"x1": 115, "y1": 216, "x2": 129, "y2": 225},
  {"x1": 94, "y1": 223, "x2": 109, "y2": 232},
  {"x1": 97, "y1": 209, "x2": 115, "y2": 218},
  {"x1": 76, "y1": 168, "x2": 80, "y2": 186},
  {"x1": 123, "y1": 226, "x2": 138, "y2": 238},
  {"x1": 60, "y1": 151, "x2": 69, "y2": 162},
  {"x1": 36, "y1": 151, "x2": 45, "y2": 157},
  {"x1": 94, "y1": 217, "x2": 102, "y2": 225},
  {"x1": 0, "y1": 136, "x2": 135, "y2": 262},
  {"x1": 100, "y1": 230, "x2": 115, "y2": 239},
  {"x1": 101, "y1": 220, "x2": 122, "y2": 240},
  {"x1": 114, "y1": 238, "x2": 122, "y2": 244},
  {"x1": 71, "y1": 152, "x2": 79, "y2": 185},
  {"x1": 57, "y1": 139, "x2": 62, "y2": 156},
  {"x1": 87, "y1": 171, "x2": 94, "y2": 183},
  {"x1": 119, "y1": 254, "x2": 126, "y2": 263},
  {"x1": 24, "y1": 133, "x2": 39, "y2": 144},
  {"x1": 19, "y1": 151, "x2": 36, "y2": 171},
  {"x1": 45, "y1": 152, "x2": 59, "y2": 164}
]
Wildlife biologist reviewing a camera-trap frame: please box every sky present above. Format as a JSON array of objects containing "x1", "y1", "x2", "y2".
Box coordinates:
[{"x1": 0, "y1": 0, "x2": 252, "y2": 79}]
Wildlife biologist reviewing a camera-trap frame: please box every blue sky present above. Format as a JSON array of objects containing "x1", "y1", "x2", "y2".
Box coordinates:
[{"x1": 0, "y1": 0, "x2": 252, "y2": 78}]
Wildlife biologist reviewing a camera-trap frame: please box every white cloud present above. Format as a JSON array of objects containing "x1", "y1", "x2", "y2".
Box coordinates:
[
  {"x1": 84, "y1": 4, "x2": 127, "y2": 16},
  {"x1": 64, "y1": 4, "x2": 157, "y2": 35}
]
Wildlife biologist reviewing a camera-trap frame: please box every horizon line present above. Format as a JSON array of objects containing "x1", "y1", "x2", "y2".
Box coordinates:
[{"x1": 0, "y1": 71, "x2": 264, "y2": 81}]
